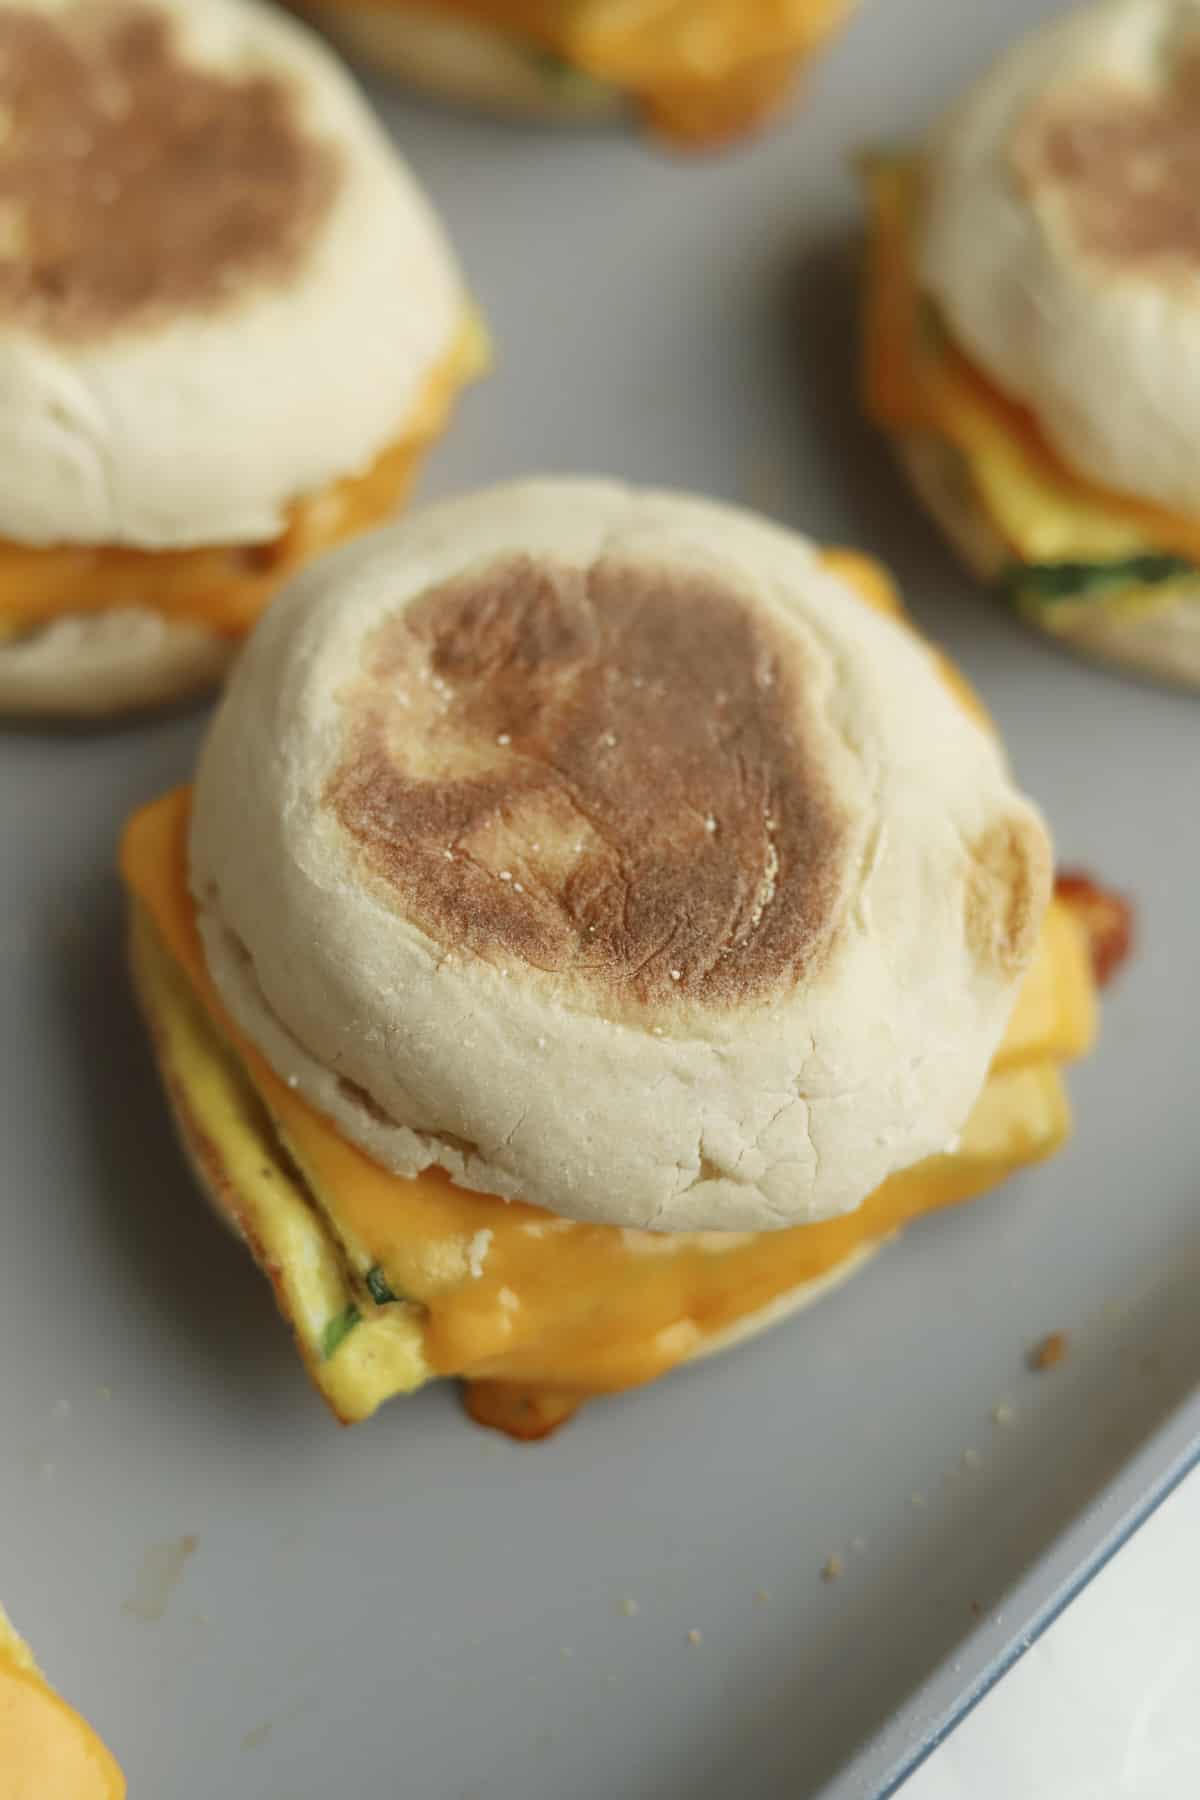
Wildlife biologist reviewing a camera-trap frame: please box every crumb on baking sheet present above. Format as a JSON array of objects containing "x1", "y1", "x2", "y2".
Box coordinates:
[
  {"x1": 992, "y1": 1400, "x2": 1016, "y2": 1427},
  {"x1": 1029, "y1": 1331, "x2": 1068, "y2": 1371},
  {"x1": 821, "y1": 1554, "x2": 844, "y2": 1583},
  {"x1": 962, "y1": 1448, "x2": 983, "y2": 1472},
  {"x1": 753, "y1": 1588, "x2": 771, "y2": 1608},
  {"x1": 687, "y1": 1628, "x2": 703, "y2": 1646},
  {"x1": 619, "y1": 1596, "x2": 639, "y2": 1618}
]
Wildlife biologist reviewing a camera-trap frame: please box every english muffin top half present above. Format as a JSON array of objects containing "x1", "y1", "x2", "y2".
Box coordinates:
[
  {"x1": 0, "y1": 0, "x2": 469, "y2": 548},
  {"x1": 921, "y1": 0, "x2": 1200, "y2": 518},
  {"x1": 0, "y1": 0, "x2": 482, "y2": 712},
  {"x1": 190, "y1": 478, "x2": 1051, "y2": 1234}
]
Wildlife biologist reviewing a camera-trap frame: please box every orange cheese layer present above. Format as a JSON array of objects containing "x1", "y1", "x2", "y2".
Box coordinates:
[
  {"x1": 0, "y1": 1651, "x2": 124, "y2": 1800},
  {"x1": 335, "y1": 0, "x2": 852, "y2": 143},
  {"x1": 862, "y1": 157, "x2": 1200, "y2": 563},
  {"x1": 0, "y1": 315, "x2": 485, "y2": 640}
]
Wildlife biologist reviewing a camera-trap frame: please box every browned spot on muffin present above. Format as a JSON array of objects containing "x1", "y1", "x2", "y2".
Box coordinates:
[
  {"x1": 1014, "y1": 51, "x2": 1200, "y2": 274},
  {"x1": 0, "y1": 1, "x2": 341, "y2": 341},
  {"x1": 325, "y1": 552, "x2": 852, "y2": 1010},
  {"x1": 965, "y1": 815, "x2": 1049, "y2": 978}
]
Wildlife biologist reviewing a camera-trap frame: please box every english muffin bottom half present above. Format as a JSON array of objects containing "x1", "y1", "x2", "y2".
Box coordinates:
[
  {"x1": 293, "y1": 0, "x2": 856, "y2": 148},
  {"x1": 862, "y1": 0, "x2": 1200, "y2": 690},
  {"x1": 121, "y1": 478, "x2": 1118, "y2": 1439},
  {"x1": 0, "y1": 1603, "x2": 124, "y2": 1799},
  {"x1": 0, "y1": 0, "x2": 484, "y2": 718}
]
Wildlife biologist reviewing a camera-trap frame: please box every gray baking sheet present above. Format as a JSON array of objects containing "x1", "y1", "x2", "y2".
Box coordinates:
[{"x1": 1, "y1": 1, "x2": 1198, "y2": 1794}]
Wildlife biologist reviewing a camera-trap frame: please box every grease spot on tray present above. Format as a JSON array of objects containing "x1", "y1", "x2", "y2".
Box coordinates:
[{"x1": 122, "y1": 1534, "x2": 198, "y2": 1622}]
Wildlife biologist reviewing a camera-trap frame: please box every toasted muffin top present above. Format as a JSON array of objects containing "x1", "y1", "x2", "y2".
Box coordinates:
[{"x1": 191, "y1": 480, "x2": 1050, "y2": 1232}]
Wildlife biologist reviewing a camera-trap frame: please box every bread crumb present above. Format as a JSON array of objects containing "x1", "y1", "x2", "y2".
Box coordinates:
[
  {"x1": 992, "y1": 1401, "x2": 1016, "y2": 1427},
  {"x1": 910, "y1": 1492, "x2": 927, "y2": 1510},
  {"x1": 686, "y1": 1628, "x2": 703, "y2": 1646},
  {"x1": 962, "y1": 1448, "x2": 983, "y2": 1472},
  {"x1": 619, "y1": 1597, "x2": 639, "y2": 1618},
  {"x1": 753, "y1": 1588, "x2": 771, "y2": 1608},
  {"x1": 1030, "y1": 1331, "x2": 1068, "y2": 1371},
  {"x1": 559, "y1": 1646, "x2": 573, "y2": 1660},
  {"x1": 821, "y1": 1554, "x2": 844, "y2": 1583}
]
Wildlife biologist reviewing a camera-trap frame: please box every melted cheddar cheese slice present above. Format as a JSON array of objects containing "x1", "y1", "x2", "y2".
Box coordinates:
[
  {"x1": 336, "y1": 0, "x2": 853, "y2": 143},
  {"x1": 0, "y1": 1607, "x2": 125, "y2": 1800},
  {"x1": 862, "y1": 158, "x2": 1200, "y2": 588},
  {"x1": 0, "y1": 314, "x2": 487, "y2": 642},
  {"x1": 120, "y1": 553, "x2": 1098, "y2": 1431}
]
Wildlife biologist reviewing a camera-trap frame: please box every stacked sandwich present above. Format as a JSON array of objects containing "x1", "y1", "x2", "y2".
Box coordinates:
[{"x1": 123, "y1": 479, "x2": 1110, "y2": 1438}]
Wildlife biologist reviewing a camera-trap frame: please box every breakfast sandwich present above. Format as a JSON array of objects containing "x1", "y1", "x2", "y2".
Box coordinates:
[
  {"x1": 863, "y1": 0, "x2": 1200, "y2": 688},
  {"x1": 0, "y1": 0, "x2": 484, "y2": 717},
  {"x1": 0, "y1": 1603, "x2": 124, "y2": 1798},
  {"x1": 121, "y1": 478, "x2": 1119, "y2": 1440},
  {"x1": 293, "y1": 0, "x2": 855, "y2": 146}
]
